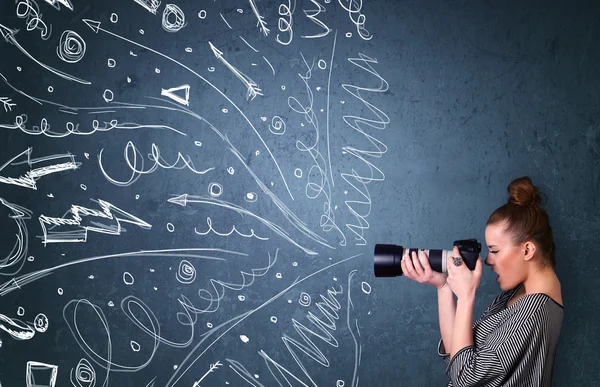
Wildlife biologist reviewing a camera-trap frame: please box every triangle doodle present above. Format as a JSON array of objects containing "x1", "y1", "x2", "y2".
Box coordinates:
[{"x1": 161, "y1": 84, "x2": 190, "y2": 106}]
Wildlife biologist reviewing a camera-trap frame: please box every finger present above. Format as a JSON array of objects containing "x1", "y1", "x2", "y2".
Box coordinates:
[
  {"x1": 419, "y1": 250, "x2": 432, "y2": 273},
  {"x1": 404, "y1": 253, "x2": 417, "y2": 278},
  {"x1": 411, "y1": 251, "x2": 424, "y2": 276},
  {"x1": 400, "y1": 256, "x2": 412, "y2": 279},
  {"x1": 475, "y1": 255, "x2": 483, "y2": 276},
  {"x1": 446, "y1": 253, "x2": 452, "y2": 275}
]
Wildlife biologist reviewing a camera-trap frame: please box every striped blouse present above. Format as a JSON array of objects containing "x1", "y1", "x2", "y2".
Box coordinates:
[{"x1": 438, "y1": 283, "x2": 564, "y2": 386}]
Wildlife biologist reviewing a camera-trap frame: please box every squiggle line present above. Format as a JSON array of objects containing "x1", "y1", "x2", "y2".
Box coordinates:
[
  {"x1": 116, "y1": 97, "x2": 330, "y2": 252},
  {"x1": 341, "y1": 53, "x2": 389, "y2": 245},
  {"x1": 288, "y1": 53, "x2": 346, "y2": 246},
  {"x1": 170, "y1": 194, "x2": 319, "y2": 255},
  {"x1": 0, "y1": 115, "x2": 185, "y2": 137},
  {"x1": 81, "y1": 19, "x2": 294, "y2": 199},
  {"x1": 337, "y1": 0, "x2": 372, "y2": 40},
  {"x1": 121, "y1": 295, "x2": 195, "y2": 349},
  {"x1": 178, "y1": 249, "x2": 278, "y2": 316},
  {"x1": 166, "y1": 253, "x2": 361, "y2": 387},
  {"x1": 98, "y1": 141, "x2": 213, "y2": 187},
  {"x1": 194, "y1": 217, "x2": 269, "y2": 240}
]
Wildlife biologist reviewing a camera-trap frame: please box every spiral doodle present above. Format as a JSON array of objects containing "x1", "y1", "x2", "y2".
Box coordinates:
[
  {"x1": 70, "y1": 358, "x2": 96, "y2": 387},
  {"x1": 56, "y1": 30, "x2": 87, "y2": 63},
  {"x1": 176, "y1": 260, "x2": 196, "y2": 284},
  {"x1": 269, "y1": 115, "x2": 286, "y2": 135},
  {"x1": 162, "y1": 4, "x2": 187, "y2": 32},
  {"x1": 299, "y1": 292, "x2": 311, "y2": 307}
]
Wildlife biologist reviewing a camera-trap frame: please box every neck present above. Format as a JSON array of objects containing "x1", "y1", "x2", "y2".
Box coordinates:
[{"x1": 522, "y1": 264, "x2": 558, "y2": 294}]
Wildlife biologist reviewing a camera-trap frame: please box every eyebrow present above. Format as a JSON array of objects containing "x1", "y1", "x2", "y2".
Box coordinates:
[{"x1": 488, "y1": 245, "x2": 497, "y2": 249}]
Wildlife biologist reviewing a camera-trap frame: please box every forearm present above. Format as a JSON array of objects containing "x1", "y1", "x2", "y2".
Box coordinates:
[
  {"x1": 437, "y1": 284, "x2": 456, "y2": 353},
  {"x1": 450, "y1": 296, "x2": 475, "y2": 358}
]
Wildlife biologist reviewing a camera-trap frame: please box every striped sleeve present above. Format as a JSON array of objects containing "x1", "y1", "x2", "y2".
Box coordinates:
[
  {"x1": 445, "y1": 345, "x2": 505, "y2": 386},
  {"x1": 438, "y1": 339, "x2": 450, "y2": 365}
]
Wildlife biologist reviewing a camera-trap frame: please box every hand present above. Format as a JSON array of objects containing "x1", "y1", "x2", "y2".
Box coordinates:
[
  {"x1": 446, "y1": 246, "x2": 483, "y2": 300},
  {"x1": 401, "y1": 249, "x2": 448, "y2": 289}
]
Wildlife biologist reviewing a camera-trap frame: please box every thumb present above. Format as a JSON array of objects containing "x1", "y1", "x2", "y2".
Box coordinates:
[{"x1": 475, "y1": 255, "x2": 483, "y2": 276}]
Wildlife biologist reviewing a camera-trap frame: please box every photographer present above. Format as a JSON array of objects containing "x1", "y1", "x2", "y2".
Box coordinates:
[{"x1": 402, "y1": 177, "x2": 563, "y2": 386}]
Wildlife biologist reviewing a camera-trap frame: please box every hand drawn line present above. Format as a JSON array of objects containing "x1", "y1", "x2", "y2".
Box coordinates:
[
  {"x1": 0, "y1": 23, "x2": 90, "y2": 84},
  {"x1": 302, "y1": 0, "x2": 331, "y2": 39},
  {"x1": 134, "y1": 0, "x2": 160, "y2": 14},
  {"x1": 219, "y1": 13, "x2": 232, "y2": 29},
  {"x1": 326, "y1": 30, "x2": 338, "y2": 187},
  {"x1": 82, "y1": 18, "x2": 294, "y2": 199},
  {"x1": 70, "y1": 358, "x2": 96, "y2": 387},
  {"x1": 56, "y1": 30, "x2": 86, "y2": 63},
  {"x1": 0, "y1": 248, "x2": 242, "y2": 296},
  {"x1": 161, "y1": 84, "x2": 190, "y2": 106},
  {"x1": 16, "y1": 0, "x2": 52, "y2": 40},
  {"x1": 239, "y1": 36, "x2": 258, "y2": 52},
  {"x1": 0, "y1": 197, "x2": 31, "y2": 276},
  {"x1": 262, "y1": 56, "x2": 275, "y2": 75},
  {"x1": 192, "y1": 361, "x2": 222, "y2": 387},
  {"x1": 276, "y1": 0, "x2": 293, "y2": 45},
  {"x1": 39, "y1": 199, "x2": 152, "y2": 244},
  {"x1": 122, "y1": 97, "x2": 325, "y2": 248},
  {"x1": 0, "y1": 148, "x2": 79, "y2": 190},
  {"x1": 0, "y1": 97, "x2": 16, "y2": 112},
  {"x1": 162, "y1": 4, "x2": 187, "y2": 32},
  {"x1": 249, "y1": 0, "x2": 269, "y2": 36},
  {"x1": 98, "y1": 141, "x2": 213, "y2": 187},
  {"x1": 166, "y1": 253, "x2": 362, "y2": 387},
  {"x1": 209, "y1": 41, "x2": 263, "y2": 100},
  {"x1": 44, "y1": 0, "x2": 73, "y2": 11},
  {"x1": 347, "y1": 270, "x2": 361, "y2": 387},
  {"x1": 169, "y1": 194, "x2": 316, "y2": 255},
  {"x1": 195, "y1": 217, "x2": 269, "y2": 240},
  {"x1": 341, "y1": 53, "x2": 389, "y2": 245},
  {"x1": 0, "y1": 312, "x2": 36, "y2": 340},
  {"x1": 26, "y1": 361, "x2": 58, "y2": 387}
]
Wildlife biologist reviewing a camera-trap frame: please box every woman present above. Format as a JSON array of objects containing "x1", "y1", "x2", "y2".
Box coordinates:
[{"x1": 402, "y1": 176, "x2": 563, "y2": 386}]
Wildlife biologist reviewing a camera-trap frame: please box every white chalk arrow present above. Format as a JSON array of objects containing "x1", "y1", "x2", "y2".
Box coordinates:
[
  {"x1": 44, "y1": 0, "x2": 74, "y2": 11},
  {"x1": 0, "y1": 23, "x2": 90, "y2": 85},
  {"x1": 39, "y1": 199, "x2": 152, "y2": 244},
  {"x1": 0, "y1": 148, "x2": 80, "y2": 190},
  {"x1": 208, "y1": 41, "x2": 263, "y2": 101}
]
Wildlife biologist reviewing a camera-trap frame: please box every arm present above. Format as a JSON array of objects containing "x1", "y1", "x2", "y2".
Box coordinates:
[
  {"x1": 437, "y1": 283, "x2": 456, "y2": 356},
  {"x1": 450, "y1": 295, "x2": 475, "y2": 358}
]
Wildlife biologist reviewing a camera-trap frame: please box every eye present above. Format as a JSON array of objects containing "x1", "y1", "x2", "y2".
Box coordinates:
[{"x1": 490, "y1": 250, "x2": 499, "y2": 254}]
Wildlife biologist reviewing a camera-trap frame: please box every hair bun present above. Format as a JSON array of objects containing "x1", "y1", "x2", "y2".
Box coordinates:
[{"x1": 507, "y1": 176, "x2": 541, "y2": 207}]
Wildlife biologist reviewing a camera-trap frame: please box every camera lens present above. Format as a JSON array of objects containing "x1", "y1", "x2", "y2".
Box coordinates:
[{"x1": 374, "y1": 244, "x2": 404, "y2": 277}]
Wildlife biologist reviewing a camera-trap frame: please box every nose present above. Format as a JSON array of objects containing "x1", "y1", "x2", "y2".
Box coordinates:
[{"x1": 484, "y1": 254, "x2": 492, "y2": 266}]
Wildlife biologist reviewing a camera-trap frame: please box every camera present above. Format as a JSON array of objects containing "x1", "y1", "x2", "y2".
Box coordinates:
[{"x1": 374, "y1": 239, "x2": 481, "y2": 277}]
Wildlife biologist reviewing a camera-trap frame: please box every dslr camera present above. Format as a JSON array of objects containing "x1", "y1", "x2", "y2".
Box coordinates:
[{"x1": 374, "y1": 239, "x2": 481, "y2": 277}]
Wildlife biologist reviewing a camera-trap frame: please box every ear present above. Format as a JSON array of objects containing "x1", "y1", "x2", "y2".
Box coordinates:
[{"x1": 522, "y1": 241, "x2": 537, "y2": 261}]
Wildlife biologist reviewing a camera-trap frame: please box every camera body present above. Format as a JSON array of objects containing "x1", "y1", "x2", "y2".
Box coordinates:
[{"x1": 374, "y1": 239, "x2": 481, "y2": 277}]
